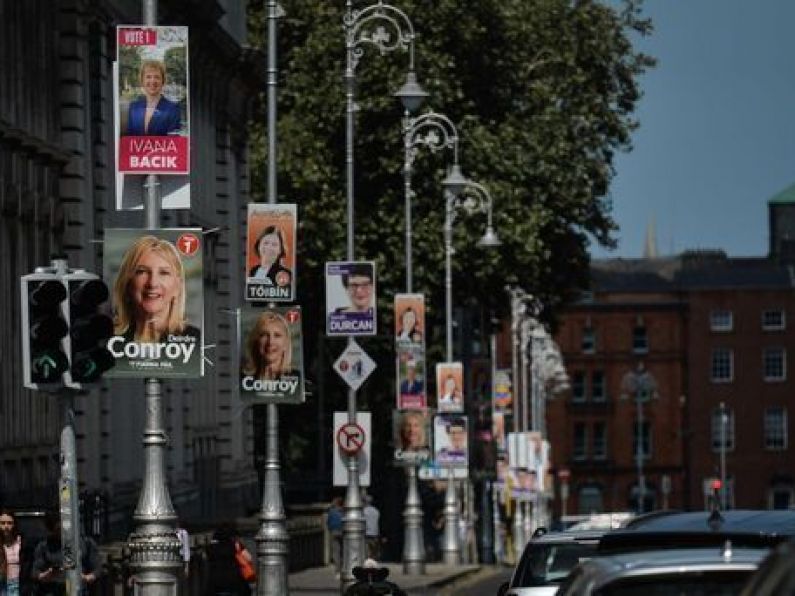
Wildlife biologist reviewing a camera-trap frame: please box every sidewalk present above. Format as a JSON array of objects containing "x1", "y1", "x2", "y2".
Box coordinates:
[{"x1": 289, "y1": 562, "x2": 481, "y2": 595}]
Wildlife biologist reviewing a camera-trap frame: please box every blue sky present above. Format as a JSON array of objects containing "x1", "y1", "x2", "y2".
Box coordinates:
[{"x1": 592, "y1": 0, "x2": 795, "y2": 259}]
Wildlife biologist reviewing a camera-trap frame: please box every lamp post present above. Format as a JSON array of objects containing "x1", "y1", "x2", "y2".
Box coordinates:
[
  {"x1": 343, "y1": 1, "x2": 426, "y2": 588},
  {"x1": 621, "y1": 362, "x2": 656, "y2": 514},
  {"x1": 719, "y1": 401, "x2": 728, "y2": 510},
  {"x1": 400, "y1": 110, "x2": 459, "y2": 575},
  {"x1": 506, "y1": 286, "x2": 532, "y2": 560},
  {"x1": 256, "y1": 1, "x2": 289, "y2": 594},
  {"x1": 439, "y1": 179, "x2": 501, "y2": 565},
  {"x1": 128, "y1": 2, "x2": 181, "y2": 594}
]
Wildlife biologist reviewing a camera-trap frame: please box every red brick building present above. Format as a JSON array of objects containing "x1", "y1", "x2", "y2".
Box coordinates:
[{"x1": 546, "y1": 192, "x2": 795, "y2": 515}]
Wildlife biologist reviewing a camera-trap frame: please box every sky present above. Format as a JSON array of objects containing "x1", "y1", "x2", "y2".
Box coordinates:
[{"x1": 592, "y1": 0, "x2": 795, "y2": 259}]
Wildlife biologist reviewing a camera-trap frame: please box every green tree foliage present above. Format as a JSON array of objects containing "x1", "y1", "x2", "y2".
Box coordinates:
[{"x1": 246, "y1": 0, "x2": 653, "y2": 474}]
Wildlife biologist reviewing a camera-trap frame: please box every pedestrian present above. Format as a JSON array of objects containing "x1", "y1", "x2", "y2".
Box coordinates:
[
  {"x1": 363, "y1": 495, "x2": 381, "y2": 560},
  {"x1": 0, "y1": 509, "x2": 23, "y2": 596},
  {"x1": 31, "y1": 513, "x2": 99, "y2": 596},
  {"x1": 175, "y1": 522, "x2": 190, "y2": 578},
  {"x1": 204, "y1": 522, "x2": 252, "y2": 596},
  {"x1": 326, "y1": 497, "x2": 343, "y2": 576}
]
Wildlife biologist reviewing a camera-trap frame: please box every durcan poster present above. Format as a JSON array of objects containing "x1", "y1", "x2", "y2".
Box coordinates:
[
  {"x1": 393, "y1": 409, "x2": 431, "y2": 465},
  {"x1": 239, "y1": 306, "x2": 304, "y2": 404},
  {"x1": 394, "y1": 294, "x2": 425, "y2": 346},
  {"x1": 116, "y1": 26, "x2": 190, "y2": 175},
  {"x1": 436, "y1": 361, "x2": 464, "y2": 413},
  {"x1": 325, "y1": 261, "x2": 376, "y2": 336},
  {"x1": 396, "y1": 347, "x2": 426, "y2": 409},
  {"x1": 104, "y1": 228, "x2": 203, "y2": 378},
  {"x1": 433, "y1": 414, "x2": 469, "y2": 467},
  {"x1": 246, "y1": 204, "x2": 297, "y2": 302}
]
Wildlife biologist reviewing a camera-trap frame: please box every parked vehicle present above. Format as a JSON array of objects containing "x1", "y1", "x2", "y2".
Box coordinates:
[
  {"x1": 557, "y1": 544, "x2": 766, "y2": 596},
  {"x1": 598, "y1": 509, "x2": 795, "y2": 554},
  {"x1": 497, "y1": 530, "x2": 604, "y2": 596},
  {"x1": 738, "y1": 539, "x2": 795, "y2": 596}
]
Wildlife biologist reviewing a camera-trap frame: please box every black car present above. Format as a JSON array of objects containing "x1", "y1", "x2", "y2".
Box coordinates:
[{"x1": 598, "y1": 509, "x2": 795, "y2": 554}]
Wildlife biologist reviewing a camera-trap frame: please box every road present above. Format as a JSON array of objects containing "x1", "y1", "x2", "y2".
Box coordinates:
[{"x1": 435, "y1": 566, "x2": 512, "y2": 596}]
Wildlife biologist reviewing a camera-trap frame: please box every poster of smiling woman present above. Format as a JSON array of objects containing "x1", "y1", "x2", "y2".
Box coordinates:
[
  {"x1": 104, "y1": 229, "x2": 203, "y2": 378},
  {"x1": 116, "y1": 26, "x2": 189, "y2": 175},
  {"x1": 239, "y1": 306, "x2": 305, "y2": 404}
]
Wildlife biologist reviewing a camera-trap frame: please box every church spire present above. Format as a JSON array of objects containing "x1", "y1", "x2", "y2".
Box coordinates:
[{"x1": 643, "y1": 218, "x2": 658, "y2": 259}]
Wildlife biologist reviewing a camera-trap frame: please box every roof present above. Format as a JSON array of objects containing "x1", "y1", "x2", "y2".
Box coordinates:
[
  {"x1": 769, "y1": 182, "x2": 795, "y2": 205},
  {"x1": 599, "y1": 510, "x2": 795, "y2": 554},
  {"x1": 589, "y1": 253, "x2": 795, "y2": 293}
]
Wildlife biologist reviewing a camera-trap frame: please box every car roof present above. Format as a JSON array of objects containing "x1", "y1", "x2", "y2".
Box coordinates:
[
  {"x1": 531, "y1": 529, "x2": 605, "y2": 544},
  {"x1": 574, "y1": 546, "x2": 767, "y2": 590},
  {"x1": 599, "y1": 510, "x2": 795, "y2": 553}
]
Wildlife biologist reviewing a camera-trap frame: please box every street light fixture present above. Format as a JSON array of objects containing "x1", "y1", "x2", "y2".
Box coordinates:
[
  {"x1": 440, "y1": 179, "x2": 500, "y2": 565},
  {"x1": 621, "y1": 362, "x2": 657, "y2": 514},
  {"x1": 343, "y1": 0, "x2": 425, "y2": 588}
]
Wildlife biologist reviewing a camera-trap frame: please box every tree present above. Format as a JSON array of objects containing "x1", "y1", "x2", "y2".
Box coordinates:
[{"x1": 246, "y1": 0, "x2": 653, "y2": 482}]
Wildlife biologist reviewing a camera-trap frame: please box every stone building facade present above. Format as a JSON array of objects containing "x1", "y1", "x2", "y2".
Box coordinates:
[{"x1": 1, "y1": 0, "x2": 263, "y2": 528}]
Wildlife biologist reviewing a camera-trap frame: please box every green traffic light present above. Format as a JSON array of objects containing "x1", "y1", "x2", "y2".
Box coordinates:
[{"x1": 31, "y1": 349, "x2": 69, "y2": 383}]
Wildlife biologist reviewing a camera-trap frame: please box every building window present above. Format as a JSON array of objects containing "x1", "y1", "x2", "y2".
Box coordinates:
[
  {"x1": 769, "y1": 485, "x2": 794, "y2": 509},
  {"x1": 632, "y1": 325, "x2": 648, "y2": 354},
  {"x1": 593, "y1": 422, "x2": 607, "y2": 460},
  {"x1": 764, "y1": 407, "x2": 788, "y2": 450},
  {"x1": 572, "y1": 371, "x2": 586, "y2": 402},
  {"x1": 578, "y1": 486, "x2": 604, "y2": 514},
  {"x1": 591, "y1": 370, "x2": 606, "y2": 401},
  {"x1": 710, "y1": 348, "x2": 734, "y2": 382},
  {"x1": 762, "y1": 309, "x2": 786, "y2": 331},
  {"x1": 632, "y1": 421, "x2": 652, "y2": 460},
  {"x1": 573, "y1": 423, "x2": 588, "y2": 460},
  {"x1": 711, "y1": 406, "x2": 735, "y2": 452},
  {"x1": 582, "y1": 326, "x2": 595, "y2": 354},
  {"x1": 710, "y1": 310, "x2": 733, "y2": 332},
  {"x1": 763, "y1": 347, "x2": 786, "y2": 381}
]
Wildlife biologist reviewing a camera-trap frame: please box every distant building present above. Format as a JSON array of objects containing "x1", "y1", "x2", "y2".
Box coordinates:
[{"x1": 548, "y1": 186, "x2": 795, "y2": 514}]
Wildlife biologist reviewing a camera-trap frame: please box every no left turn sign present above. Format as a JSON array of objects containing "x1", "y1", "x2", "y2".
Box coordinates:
[{"x1": 336, "y1": 422, "x2": 366, "y2": 455}]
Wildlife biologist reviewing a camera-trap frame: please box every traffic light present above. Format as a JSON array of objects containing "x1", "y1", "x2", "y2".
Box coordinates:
[
  {"x1": 21, "y1": 264, "x2": 115, "y2": 390},
  {"x1": 64, "y1": 272, "x2": 115, "y2": 386},
  {"x1": 21, "y1": 272, "x2": 70, "y2": 388}
]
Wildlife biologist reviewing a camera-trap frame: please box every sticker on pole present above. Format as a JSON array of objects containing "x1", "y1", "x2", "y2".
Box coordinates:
[
  {"x1": 336, "y1": 422, "x2": 366, "y2": 455},
  {"x1": 333, "y1": 340, "x2": 376, "y2": 390}
]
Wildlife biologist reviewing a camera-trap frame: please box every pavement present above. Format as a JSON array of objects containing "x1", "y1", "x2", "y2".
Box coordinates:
[{"x1": 289, "y1": 562, "x2": 483, "y2": 595}]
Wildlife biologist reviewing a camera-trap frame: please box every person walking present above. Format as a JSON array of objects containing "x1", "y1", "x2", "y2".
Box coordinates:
[
  {"x1": 31, "y1": 513, "x2": 99, "y2": 596},
  {"x1": 204, "y1": 522, "x2": 252, "y2": 596},
  {"x1": 326, "y1": 497, "x2": 344, "y2": 577},
  {"x1": 363, "y1": 495, "x2": 381, "y2": 561},
  {"x1": 0, "y1": 509, "x2": 23, "y2": 596}
]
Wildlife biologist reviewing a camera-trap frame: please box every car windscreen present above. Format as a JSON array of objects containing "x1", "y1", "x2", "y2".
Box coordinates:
[
  {"x1": 513, "y1": 542, "x2": 597, "y2": 587},
  {"x1": 596, "y1": 570, "x2": 754, "y2": 596}
]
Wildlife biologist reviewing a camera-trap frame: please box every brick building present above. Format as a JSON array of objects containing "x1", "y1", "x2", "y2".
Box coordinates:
[{"x1": 547, "y1": 189, "x2": 795, "y2": 515}]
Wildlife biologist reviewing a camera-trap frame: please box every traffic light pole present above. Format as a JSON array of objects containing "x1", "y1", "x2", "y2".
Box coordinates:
[
  {"x1": 127, "y1": 2, "x2": 182, "y2": 594},
  {"x1": 58, "y1": 390, "x2": 82, "y2": 596}
]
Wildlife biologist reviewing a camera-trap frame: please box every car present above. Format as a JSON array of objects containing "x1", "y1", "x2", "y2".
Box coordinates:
[
  {"x1": 497, "y1": 529, "x2": 604, "y2": 596},
  {"x1": 598, "y1": 509, "x2": 795, "y2": 554},
  {"x1": 738, "y1": 538, "x2": 795, "y2": 596},
  {"x1": 556, "y1": 544, "x2": 767, "y2": 596}
]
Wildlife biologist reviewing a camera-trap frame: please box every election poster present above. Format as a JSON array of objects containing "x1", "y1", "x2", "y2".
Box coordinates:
[
  {"x1": 393, "y1": 409, "x2": 431, "y2": 465},
  {"x1": 396, "y1": 346, "x2": 426, "y2": 409},
  {"x1": 394, "y1": 294, "x2": 425, "y2": 347},
  {"x1": 433, "y1": 414, "x2": 469, "y2": 467},
  {"x1": 245, "y1": 204, "x2": 297, "y2": 302},
  {"x1": 239, "y1": 306, "x2": 304, "y2": 404},
  {"x1": 493, "y1": 369, "x2": 512, "y2": 413},
  {"x1": 436, "y1": 362, "x2": 464, "y2": 413},
  {"x1": 116, "y1": 26, "x2": 190, "y2": 175},
  {"x1": 325, "y1": 261, "x2": 376, "y2": 336},
  {"x1": 104, "y1": 229, "x2": 203, "y2": 378}
]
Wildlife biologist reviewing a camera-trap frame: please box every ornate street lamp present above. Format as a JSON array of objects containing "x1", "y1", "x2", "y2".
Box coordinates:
[
  {"x1": 438, "y1": 179, "x2": 501, "y2": 564},
  {"x1": 343, "y1": 0, "x2": 426, "y2": 588}
]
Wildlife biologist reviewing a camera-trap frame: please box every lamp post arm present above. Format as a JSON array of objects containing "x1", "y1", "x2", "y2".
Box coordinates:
[
  {"x1": 345, "y1": 1, "x2": 417, "y2": 71},
  {"x1": 405, "y1": 111, "x2": 460, "y2": 169}
]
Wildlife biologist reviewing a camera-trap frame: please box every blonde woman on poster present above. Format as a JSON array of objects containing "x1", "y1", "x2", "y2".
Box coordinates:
[
  {"x1": 112, "y1": 235, "x2": 199, "y2": 343},
  {"x1": 126, "y1": 60, "x2": 181, "y2": 136},
  {"x1": 243, "y1": 311, "x2": 297, "y2": 381}
]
